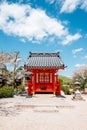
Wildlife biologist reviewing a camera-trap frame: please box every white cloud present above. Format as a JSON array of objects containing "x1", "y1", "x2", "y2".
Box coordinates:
[
  {"x1": 46, "y1": 0, "x2": 55, "y2": 4},
  {"x1": 20, "y1": 38, "x2": 26, "y2": 43},
  {"x1": 75, "y1": 64, "x2": 87, "y2": 68},
  {"x1": 46, "y1": 0, "x2": 64, "y2": 6},
  {"x1": 60, "y1": 0, "x2": 80, "y2": 13},
  {"x1": 55, "y1": 49, "x2": 63, "y2": 53},
  {"x1": 72, "y1": 48, "x2": 83, "y2": 54},
  {"x1": 62, "y1": 33, "x2": 82, "y2": 45},
  {"x1": 46, "y1": 0, "x2": 87, "y2": 13},
  {"x1": 18, "y1": 0, "x2": 24, "y2": 3},
  {"x1": 83, "y1": 55, "x2": 87, "y2": 59},
  {"x1": 81, "y1": 0, "x2": 87, "y2": 11},
  {"x1": 0, "y1": 2, "x2": 81, "y2": 44},
  {"x1": 60, "y1": 0, "x2": 87, "y2": 13}
]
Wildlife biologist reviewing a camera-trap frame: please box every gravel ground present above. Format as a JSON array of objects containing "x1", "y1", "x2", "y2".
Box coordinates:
[{"x1": 0, "y1": 94, "x2": 87, "y2": 130}]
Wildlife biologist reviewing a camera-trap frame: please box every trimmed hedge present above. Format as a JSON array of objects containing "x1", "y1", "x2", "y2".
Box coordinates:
[{"x1": 0, "y1": 86, "x2": 14, "y2": 98}]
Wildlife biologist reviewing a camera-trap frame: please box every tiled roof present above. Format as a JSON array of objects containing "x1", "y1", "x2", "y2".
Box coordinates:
[{"x1": 25, "y1": 52, "x2": 65, "y2": 68}]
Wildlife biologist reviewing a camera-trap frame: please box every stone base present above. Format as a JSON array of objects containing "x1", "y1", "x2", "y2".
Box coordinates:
[
  {"x1": 72, "y1": 90, "x2": 84, "y2": 101},
  {"x1": 72, "y1": 95, "x2": 84, "y2": 100},
  {"x1": 26, "y1": 94, "x2": 32, "y2": 98}
]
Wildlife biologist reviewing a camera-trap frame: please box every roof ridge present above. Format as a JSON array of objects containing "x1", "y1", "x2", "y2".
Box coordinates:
[{"x1": 29, "y1": 52, "x2": 60, "y2": 57}]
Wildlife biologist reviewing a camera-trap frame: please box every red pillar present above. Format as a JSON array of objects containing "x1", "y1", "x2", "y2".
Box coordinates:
[
  {"x1": 33, "y1": 72, "x2": 36, "y2": 95},
  {"x1": 55, "y1": 74, "x2": 61, "y2": 95},
  {"x1": 57, "y1": 80, "x2": 61, "y2": 95},
  {"x1": 27, "y1": 80, "x2": 32, "y2": 95},
  {"x1": 53, "y1": 71, "x2": 56, "y2": 95}
]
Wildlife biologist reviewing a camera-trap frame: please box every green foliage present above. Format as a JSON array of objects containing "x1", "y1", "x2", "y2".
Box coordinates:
[
  {"x1": 71, "y1": 88, "x2": 77, "y2": 94},
  {"x1": 0, "y1": 86, "x2": 14, "y2": 98},
  {"x1": 59, "y1": 75, "x2": 72, "y2": 85},
  {"x1": 85, "y1": 83, "x2": 87, "y2": 88},
  {"x1": 59, "y1": 78, "x2": 63, "y2": 86},
  {"x1": 18, "y1": 84, "x2": 25, "y2": 91},
  {"x1": 61, "y1": 86, "x2": 71, "y2": 95},
  {"x1": 15, "y1": 85, "x2": 25, "y2": 95}
]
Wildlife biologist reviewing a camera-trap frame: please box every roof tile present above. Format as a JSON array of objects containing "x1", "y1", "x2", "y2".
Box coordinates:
[{"x1": 25, "y1": 52, "x2": 65, "y2": 68}]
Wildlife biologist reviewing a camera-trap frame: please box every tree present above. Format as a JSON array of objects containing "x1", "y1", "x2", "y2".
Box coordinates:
[
  {"x1": 0, "y1": 64, "x2": 8, "y2": 87},
  {"x1": 72, "y1": 67, "x2": 87, "y2": 89},
  {"x1": 0, "y1": 51, "x2": 22, "y2": 87}
]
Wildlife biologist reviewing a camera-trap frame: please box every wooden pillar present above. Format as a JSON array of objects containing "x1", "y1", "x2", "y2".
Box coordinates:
[
  {"x1": 53, "y1": 71, "x2": 56, "y2": 95},
  {"x1": 58, "y1": 80, "x2": 61, "y2": 95},
  {"x1": 55, "y1": 74, "x2": 61, "y2": 95},
  {"x1": 56, "y1": 80, "x2": 61, "y2": 95},
  {"x1": 33, "y1": 71, "x2": 36, "y2": 95},
  {"x1": 27, "y1": 80, "x2": 32, "y2": 95}
]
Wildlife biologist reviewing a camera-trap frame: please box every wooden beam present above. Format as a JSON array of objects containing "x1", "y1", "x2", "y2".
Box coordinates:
[{"x1": 24, "y1": 67, "x2": 64, "y2": 72}]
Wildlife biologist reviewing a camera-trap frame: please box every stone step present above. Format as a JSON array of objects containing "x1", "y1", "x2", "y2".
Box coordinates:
[{"x1": 33, "y1": 106, "x2": 59, "y2": 112}]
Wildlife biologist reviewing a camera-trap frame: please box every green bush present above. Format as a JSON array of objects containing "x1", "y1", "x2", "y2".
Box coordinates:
[
  {"x1": 0, "y1": 86, "x2": 14, "y2": 98},
  {"x1": 18, "y1": 85, "x2": 25, "y2": 91},
  {"x1": 72, "y1": 88, "x2": 77, "y2": 93},
  {"x1": 61, "y1": 86, "x2": 71, "y2": 95}
]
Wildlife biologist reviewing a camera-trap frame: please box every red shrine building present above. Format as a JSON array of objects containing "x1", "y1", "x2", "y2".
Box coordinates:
[{"x1": 24, "y1": 52, "x2": 65, "y2": 96}]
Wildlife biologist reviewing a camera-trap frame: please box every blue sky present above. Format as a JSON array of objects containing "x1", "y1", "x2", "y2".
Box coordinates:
[{"x1": 0, "y1": 0, "x2": 87, "y2": 77}]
